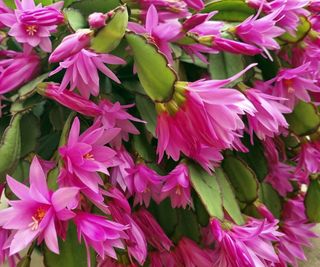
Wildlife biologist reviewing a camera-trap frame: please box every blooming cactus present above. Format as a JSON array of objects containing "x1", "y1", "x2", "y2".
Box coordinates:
[{"x1": 0, "y1": 0, "x2": 320, "y2": 266}]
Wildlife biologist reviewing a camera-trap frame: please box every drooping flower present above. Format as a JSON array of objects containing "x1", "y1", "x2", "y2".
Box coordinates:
[
  {"x1": 95, "y1": 99, "x2": 144, "y2": 148},
  {"x1": 245, "y1": 88, "x2": 291, "y2": 141},
  {"x1": 0, "y1": 0, "x2": 64, "y2": 52},
  {"x1": 109, "y1": 202, "x2": 147, "y2": 265},
  {"x1": 74, "y1": 212, "x2": 128, "y2": 263},
  {"x1": 49, "y1": 29, "x2": 92, "y2": 63},
  {"x1": 88, "y1": 12, "x2": 107, "y2": 29},
  {"x1": 155, "y1": 64, "x2": 256, "y2": 171},
  {"x1": 59, "y1": 117, "x2": 119, "y2": 194},
  {"x1": 150, "y1": 251, "x2": 176, "y2": 267},
  {"x1": 0, "y1": 227, "x2": 18, "y2": 267},
  {"x1": 265, "y1": 63, "x2": 320, "y2": 108},
  {"x1": 160, "y1": 163, "x2": 192, "y2": 208},
  {"x1": 0, "y1": 157, "x2": 79, "y2": 255},
  {"x1": 175, "y1": 237, "x2": 214, "y2": 267},
  {"x1": 296, "y1": 140, "x2": 320, "y2": 174},
  {"x1": 132, "y1": 209, "x2": 172, "y2": 252},
  {"x1": 183, "y1": 0, "x2": 204, "y2": 11},
  {"x1": 0, "y1": 49, "x2": 40, "y2": 94},
  {"x1": 126, "y1": 163, "x2": 162, "y2": 207},
  {"x1": 277, "y1": 197, "x2": 318, "y2": 266},
  {"x1": 234, "y1": 8, "x2": 285, "y2": 58},
  {"x1": 210, "y1": 218, "x2": 281, "y2": 266},
  {"x1": 50, "y1": 49, "x2": 125, "y2": 99},
  {"x1": 128, "y1": 5, "x2": 181, "y2": 63}
]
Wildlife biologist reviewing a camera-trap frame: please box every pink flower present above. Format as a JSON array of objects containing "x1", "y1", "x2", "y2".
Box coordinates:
[
  {"x1": 235, "y1": 8, "x2": 285, "y2": 58},
  {"x1": 156, "y1": 64, "x2": 256, "y2": 171},
  {"x1": 41, "y1": 83, "x2": 101, "y2": 116},
  {"x1": 88, "y1": 12, "x2": 107, "y2": 29},
  {"x1": 175, "y1": 237, "x2": 213, "y2": 267},
  {"x1": 109, "y1": 203, "x2": 147, "y2": 265},
  {"x1": 110, "y1": 147, "x2": 135, "y2": 192},
  {"x1": 277, "y1": 197, "x2": 318, "y2": 266},
  {"x1": 150, "y1": 251, "x2": 176, "y2": 267},
  {"x1": 210, "y1": 218, "x2": 281, "y2": 266},
  {"x1": 49, "y1": 29, "x2": 92, "y2": 63},
  {"x1": 0, "y1": 49, "x2": 39, "y2": 94},
  {"x1": 245, "y1": 88, "x2": 291, "y2": 141},
  {"x1": 266, "y1": 63, "x2": 320, "y2": 108},
  {"x1": 95, "y1": 100, "x2": 144, "y2": 148},
  {"x1": 0, "y1": 157, "x2": 79, "y2": 255},
  {"x1": 128, "y1": 5, "x2": 181, "y2": 63},
  {"x1": 74, "y1": 212, "x2": 127, "y2": 262},
  {"x1": 183, "y1": 0, "x2": 204, "y2": 10},
  {"x1": 0, "y1": 0, "x2": 64, "y2": 52},
  {"x1": 59, "y1": 117, "x2": 119, "y2": 194},
  {"x1": 50, "y1": 49, "x2": 125, "y2": 99},
  {"x1": 127, "y1": 163, "x2": 162, "y2": 207},
  {"x1": 160, "y1": 163, "x2": 192, "y2": 208},
  {"x1": 0, "y1": 228, "x2": 18, "y2": 267},
  {"x1": 132, "y1": 209, "x2": 172, "y2": 251},
  {"x1": 296, "y1": 140, "x2": 320, "y2": 174}
]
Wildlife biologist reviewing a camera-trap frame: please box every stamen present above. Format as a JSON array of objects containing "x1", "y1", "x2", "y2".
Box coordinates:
[
  {"x1": 28, "y1": 207, "x2": 47, "y2": 231},
  {"x1": 84, "y1": 153, "x2": 94, "y2": 160},
  {"x1": 25, "y1": 25, "x2": 38, "y2": 36}
]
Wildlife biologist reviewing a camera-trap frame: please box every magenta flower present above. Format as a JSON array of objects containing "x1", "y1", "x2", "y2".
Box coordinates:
[
  {"x1": 0, "y1": 157, "x2": 79, "y2": 255},
  {"x1": 49, "y1": 29, "x2": 92, "y2": 63},
  {"x1": 0, "y1": 0, "x2": 64, "y2": 52},
  {"x1": 235, "y1": 8, "x2": 285, "y2": 59},
  {"x1": 266, "y1": 63, "x2": 320, "y2": 108},
  {"x1": 156, "y1": 64, "x2": 256, "y2": 171},
  {"x1": 160, "y1": 163, "x2": 192, "y2": 208},
  {"x1": 245, "y1": 88, "x2": 291, "y2": 141},
  {"x1": 88, "y1": 12, "x2": 107, "y2": 29},
  {"x1": 74, "y1": 212, "x2": 127, "y2": 261},
  {"x1": 210, "y1": 218, "x2": 281, "y2": 266},
  {"x1": 183, "y1": 0, "x2": 204, "y2": 10},
  {"x1": 150, "y1": 251, "x2": 176, "y2": 267},
  {"x1": 277, "y1": 197, "x2": 318, "y2": 266},
  {"x1": 0, "y1": 49, "x2": 39, "y2": 94},
  {"x1": 296, "y1": 140, "x2": 320, "y2": 174},
  {"x1": 127, "y1": 163, "x2": 162, "y2": 207},
  {"x1": 59, "y1": 117, "x2": 119, "y2": 194},
  {"x1": 110, "y1": 147, "x2": 135, "y2": 192},
  {"x1": 0, "y1": 228, "x2": 18, "y2": 267},
  {"x1": 175, "y1": 237, "x2": 213, "y2": 267},
  {"x1": 128, "y1": 5, "x2": 181, "y2": 63},
  {"x1": 109, "y1": 202, "x2": 147, "y2": 265},
  {"x1": 132, "y1": 209, "x2": 172, "y2": 252},
  {"x1": 50, "y1": 49, "x2": 125, "y2": 99},
  {"x1": 95, "y1": 100, "x2": 144, "y2": 148}
]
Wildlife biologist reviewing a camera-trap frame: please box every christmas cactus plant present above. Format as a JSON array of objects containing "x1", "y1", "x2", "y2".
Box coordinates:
[{"x1": 0, "y1": 0, "x2": 320, "y2": 266}]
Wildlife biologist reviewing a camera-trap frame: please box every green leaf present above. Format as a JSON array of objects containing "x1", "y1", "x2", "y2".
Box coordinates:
[
  {"x1": 90, "y1": 5, "x2": 128, "y2": 53},
  {"x1": 64, "y1": 8, "x2": 86, "y2": 31},
  {"x1": 278, "y1": 16, "x2": 311, "y2": 44},
  {"x1": 305, "y1": 179, "x2": 320, "y2": 223},
  {"x1": 286, "y1": 101, "x2": 320, "y2": 136},
  {"x1": 11, "y1": 73, "x2": 49, "y2": 102},
  {"x1": 149, "y1": 199, "x2": 178, "y2": 236},
  {"x1": 133, "y1": 134, "x2": 156, "y2": 162},
  {"x1": 216, "y1": 168, "x2": 244, "y2": 224},
  {"x1": 20, "y1": 113, "x2": 41, "y2": 158},
  {"x1": 3, "y1": 0, "x2": 15, "y2": 8},
  {"x1": 237, "y1": 135, "x2": 268, "y2": 182},
  {"x1": 58, "y1": 112, "x2": 76, "y2": 148},
  {"x1": 44, "y1": 223, "x2": 95, "y2": 267},
  {"x1": 259, "y1": 183, "x2": 282, "y2": 219},
  {"x1": 188, "y1": 163, "x2": 223, "y2": 220},
  {"x1": 135, "y1": 95, "x2": 157, "y2": 136},
  {"x1": 222, "y1": 156, "x2": 259, "y2": 204},
  {"x1": 202, "y1": 0, "x2": 255, "y2": 22},
  {"x1": 194, "y1": 194, "x2": 210, "y2": 226},
  {"x1": 126, "y1": 32, "x2": 177, "y2": 102},
  {"x1": 70, "y1": 0, "x2": 120, "y2": 17},
  {"x1": 209, "y1": 52, "x2": 246, "y2": 87},
  {"x1": 0, "y1": 114, "x2": 22, "y2": 182},
  {"x1": 173, "y1": 209, "x2": 200, "y2": 243}
]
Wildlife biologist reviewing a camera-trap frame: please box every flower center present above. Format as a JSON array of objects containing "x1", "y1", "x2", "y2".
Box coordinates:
[
  {"x1": 283, "y1": 79, "x2": 295, "y2": 93},
  {"x1": 84, "y1": 153, "x2": 94, "y2": 160},
  {"x1": 25, "y1": 25, "x2": 38, "y2": 36},
  {"x1": 28, "y1": 207, "x2": 47, "y2": 231}
]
